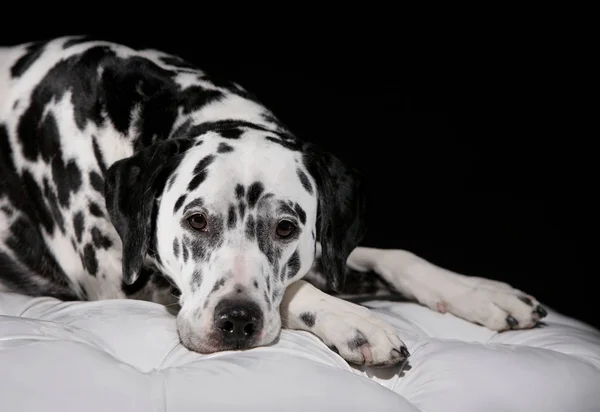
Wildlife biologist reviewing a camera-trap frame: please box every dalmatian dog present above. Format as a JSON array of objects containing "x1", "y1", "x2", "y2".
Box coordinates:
[{"x1": 0, "y1": 36, "x2": 547, "y2": 367}]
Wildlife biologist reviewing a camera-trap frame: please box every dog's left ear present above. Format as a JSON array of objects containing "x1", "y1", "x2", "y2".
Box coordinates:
[
  {"x1": 105, "y1": 138, "x2": 193, "y2": 285},
  {"x1": 302, "y1": 143, "x2": 367, "y2": 292}
]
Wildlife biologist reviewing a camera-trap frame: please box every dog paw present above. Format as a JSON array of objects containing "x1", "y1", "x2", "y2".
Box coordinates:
[
  {"x1": 374, "y1": 250, "x2": 548, "y2": 332},
  {"x1": 431, "y1": 275, "x2": 548, "y2": 331},
  {"x1": 312, "y1": 303, "x2": 409, "y2": 367}
]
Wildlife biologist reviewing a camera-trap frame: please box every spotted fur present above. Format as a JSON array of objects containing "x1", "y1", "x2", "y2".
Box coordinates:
[{"x1": 0, "y1": 36, "x2": 547, "y2": 367}]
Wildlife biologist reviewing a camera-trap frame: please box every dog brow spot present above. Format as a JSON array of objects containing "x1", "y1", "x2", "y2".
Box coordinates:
[
  {"x1": 174, "y1": 194, "x2": 186, "y2": 213},
  {"x1": 299, "y1": 312, "x2": 316, "y2": 328},
  {"x1": 296, "y1": 168, "x2": 313, "y2": 194},
  {"x1": 227, "y1": 204, "x2": 237, "y2": 229},
  {"x1": 235, "y1": 183, "x2": 245, "y2": 199},
  {"x1": 193, "y1": 154, "x2": 215, "y2": 175},
  {"x1": 187, "y1": 170, "x2": 207, "y2": 191},
  {"x1": 246, "y1": 182, "x2": 264, "y2": 208},
  {"x1": 293, "y1": 203, "x2": 306, "y2": 225}
]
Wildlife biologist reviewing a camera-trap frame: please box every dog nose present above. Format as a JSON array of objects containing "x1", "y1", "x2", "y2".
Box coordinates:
[{"x1": 214, "y1": 300, "x2": 263, "y2": 348}]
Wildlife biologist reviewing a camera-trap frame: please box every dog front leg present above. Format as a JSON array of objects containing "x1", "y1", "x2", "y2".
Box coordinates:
[
  {"x1": 280, "y1": 280, "x2": 409, "y2": 366},
  {"x1": 347, "y1": 247, "x2": 548, "y2": 331}
]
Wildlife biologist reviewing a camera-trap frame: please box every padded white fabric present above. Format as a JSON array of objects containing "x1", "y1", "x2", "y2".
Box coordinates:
[{"x1": 1, "y1": 291, "x2": 599, "y2": 412}]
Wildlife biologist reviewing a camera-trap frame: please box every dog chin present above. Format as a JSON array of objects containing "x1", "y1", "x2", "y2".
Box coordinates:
[
  {"x1": 177, "y1": 329, "x2": 278, "y2": 354},
  {"x1": 176, "y1": 320, "x2": 280, "y2": 354}
]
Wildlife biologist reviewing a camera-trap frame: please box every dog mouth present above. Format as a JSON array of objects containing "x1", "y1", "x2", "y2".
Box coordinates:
[{"x1": 176, "y1": 303, "x2": 279, "y2": 354}]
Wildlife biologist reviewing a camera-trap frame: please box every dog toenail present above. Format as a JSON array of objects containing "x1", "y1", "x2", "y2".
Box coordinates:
[
  {"x1": 518, "y1": 296, "x2": 533, "y2": 306},
  {"x1": 506, "y1": 315, "x2": 518, "y2": 328},
  {"x1": 535, "y1": 306, "x2": 548, "y2": 318},
  {"x1": 400, "y1": 346, "x2": 410, "y2": 358}
]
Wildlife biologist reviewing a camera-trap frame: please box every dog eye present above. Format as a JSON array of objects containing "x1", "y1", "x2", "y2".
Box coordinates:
[
  {"x1": 188, "y1": 213, "x2": 208, "y2": 231},
  {"x1": 275, "y1": 220, "x2": 296, "y2": 239}
]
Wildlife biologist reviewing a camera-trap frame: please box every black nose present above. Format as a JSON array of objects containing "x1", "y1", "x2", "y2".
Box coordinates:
[{"x1": 214, "y1": 300, "x2": 263, "y2": 348}]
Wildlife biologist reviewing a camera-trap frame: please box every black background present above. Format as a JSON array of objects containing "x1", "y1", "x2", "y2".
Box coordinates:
[{"x1": 1, "y1": 22, "x2": 595, "y2": 329}]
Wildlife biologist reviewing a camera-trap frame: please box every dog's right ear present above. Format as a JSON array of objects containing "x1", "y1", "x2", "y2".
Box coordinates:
[{"x1": 104, "y1": 138, "x2": 193, "y2": 285}]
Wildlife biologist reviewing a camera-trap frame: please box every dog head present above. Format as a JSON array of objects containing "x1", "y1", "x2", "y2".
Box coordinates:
[{"x1": 105, "y1": 126, "x2": 366, "y2": 353}]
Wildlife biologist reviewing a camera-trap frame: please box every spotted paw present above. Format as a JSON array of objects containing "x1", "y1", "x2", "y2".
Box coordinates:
[
  {"x1": 312, "y1": 301, "x2": 409, "y2": 367},
  {"x1": 374, "y1": 250, "x2": 548, "y2": 332},
  {"x1": 421, "y1": 274, "x2": 548, "y2": 331}
]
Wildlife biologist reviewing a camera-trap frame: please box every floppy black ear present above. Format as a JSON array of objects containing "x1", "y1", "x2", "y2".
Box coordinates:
[
  {"x1": 104, "y1": 138, "x2": 193, "y2": 285},
  {"x1": 302, "y1": 143, "x2": 367, "y2": 292}
]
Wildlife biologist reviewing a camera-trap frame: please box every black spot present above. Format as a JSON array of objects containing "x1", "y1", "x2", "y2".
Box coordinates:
[
  {"x1": 174, "y1": 194, "x2": 186, "y2": 213},
  {"x1": 220, "y1": 127, "x2": 244, "y2": 139},
  {"x1": 238, "y1": 202, "x2": 246, "y2": 220},
  {"x1": 519, "y1": 296, "x2": 533, "y2": 306},
  {"x1": 11, "y1": 40, "x2": 47, "y2": 78},
  {"x1": 91, "y1": 227, "x2": 113, "y2": 249},
  {"x1": 299, "y1": 312, "x2": 316, "y2": 328},
  {"x1": 179, "y1": 86, "x2": 224, "y2": 114},
  {"x1": 182, "y1": 197, "x2": 204, "y2": 214},
  {"x1": 39, "y1": 112, "x2": 61, "y2": 163},
  {"x1": 193, "y1": 154, "x2": 215, "y2": 175},
  {"x1": 42, "y1": 178, "x2": 65, "y2": 234},
  {"x1": 293, "y1": 203, "x2": 306, "y2": 225},
  {"x1": 0, "y1": 123, "x2": 18, "y2": 177},
  {"x1": 217, "y1": 142, "x2": 234, "y2": 153},
  {"x1": 235, "y1": 184, "x2": 245, "y2": 199},
  {"x1": 266, "y1": 276, "x2": 271, "y2": 293},
  {"x1": 1, "y1": 206, "x2": 13, "y2": 216},
  {"x1": 286, "y1": 250, "x2": 301, "y2": 280},
  {"x1": 506, "y1": 315, "x2": 519, "y2": 328},
  {"x1": 73, "y1": 211, "x2": 85, "y2": 242},
  {"x1": 247, "y1": 182, "x2": 264, "y2": 208},
  {"x1": 83, "y1": 243, "x2": 98, "y2": 276},
  {"x1": 296, "y1": 168, "x2": 313, "y2": 194},
  {"x1": 227, "y1": 204, "x2": 237, "y2": 229},
  {"x1": 348, "y1": 331, "x2": 369, "y2": 350},
  {"x1": 245, "y1": 215, "x2": 256, "y2": 239},
  {"x1": 173, "y1": 238, "x2": 180, "y2": 258},
  {"x1": 182, "y1": 243, "x2": 189, "y2": 262},
  {"x1": 211, "y1": 277, "x2": 226, "y2": 294},
  {"x1": 89, "y1": 171, "x2": 104, "y2": 195},
  {"x1": 187, "y1": 170, "x2": 207, "y2": 192},
  {"x1": 21, "y1": 171, "x2": 55, "y2": 234},
  {"x1": 89, "y1": 201, "x2": 104, "y2": 217},
  {"x1": 256, "y1": 217, "x2": 281, "y2": 273},
  {"x1": 253, "y1": 279, "x2": 259, "y2": 289}
]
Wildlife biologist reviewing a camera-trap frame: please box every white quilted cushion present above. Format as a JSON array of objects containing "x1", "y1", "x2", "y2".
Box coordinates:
[{"x1": 1, "y1": 291, "x2": 599, "y2": 412}]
